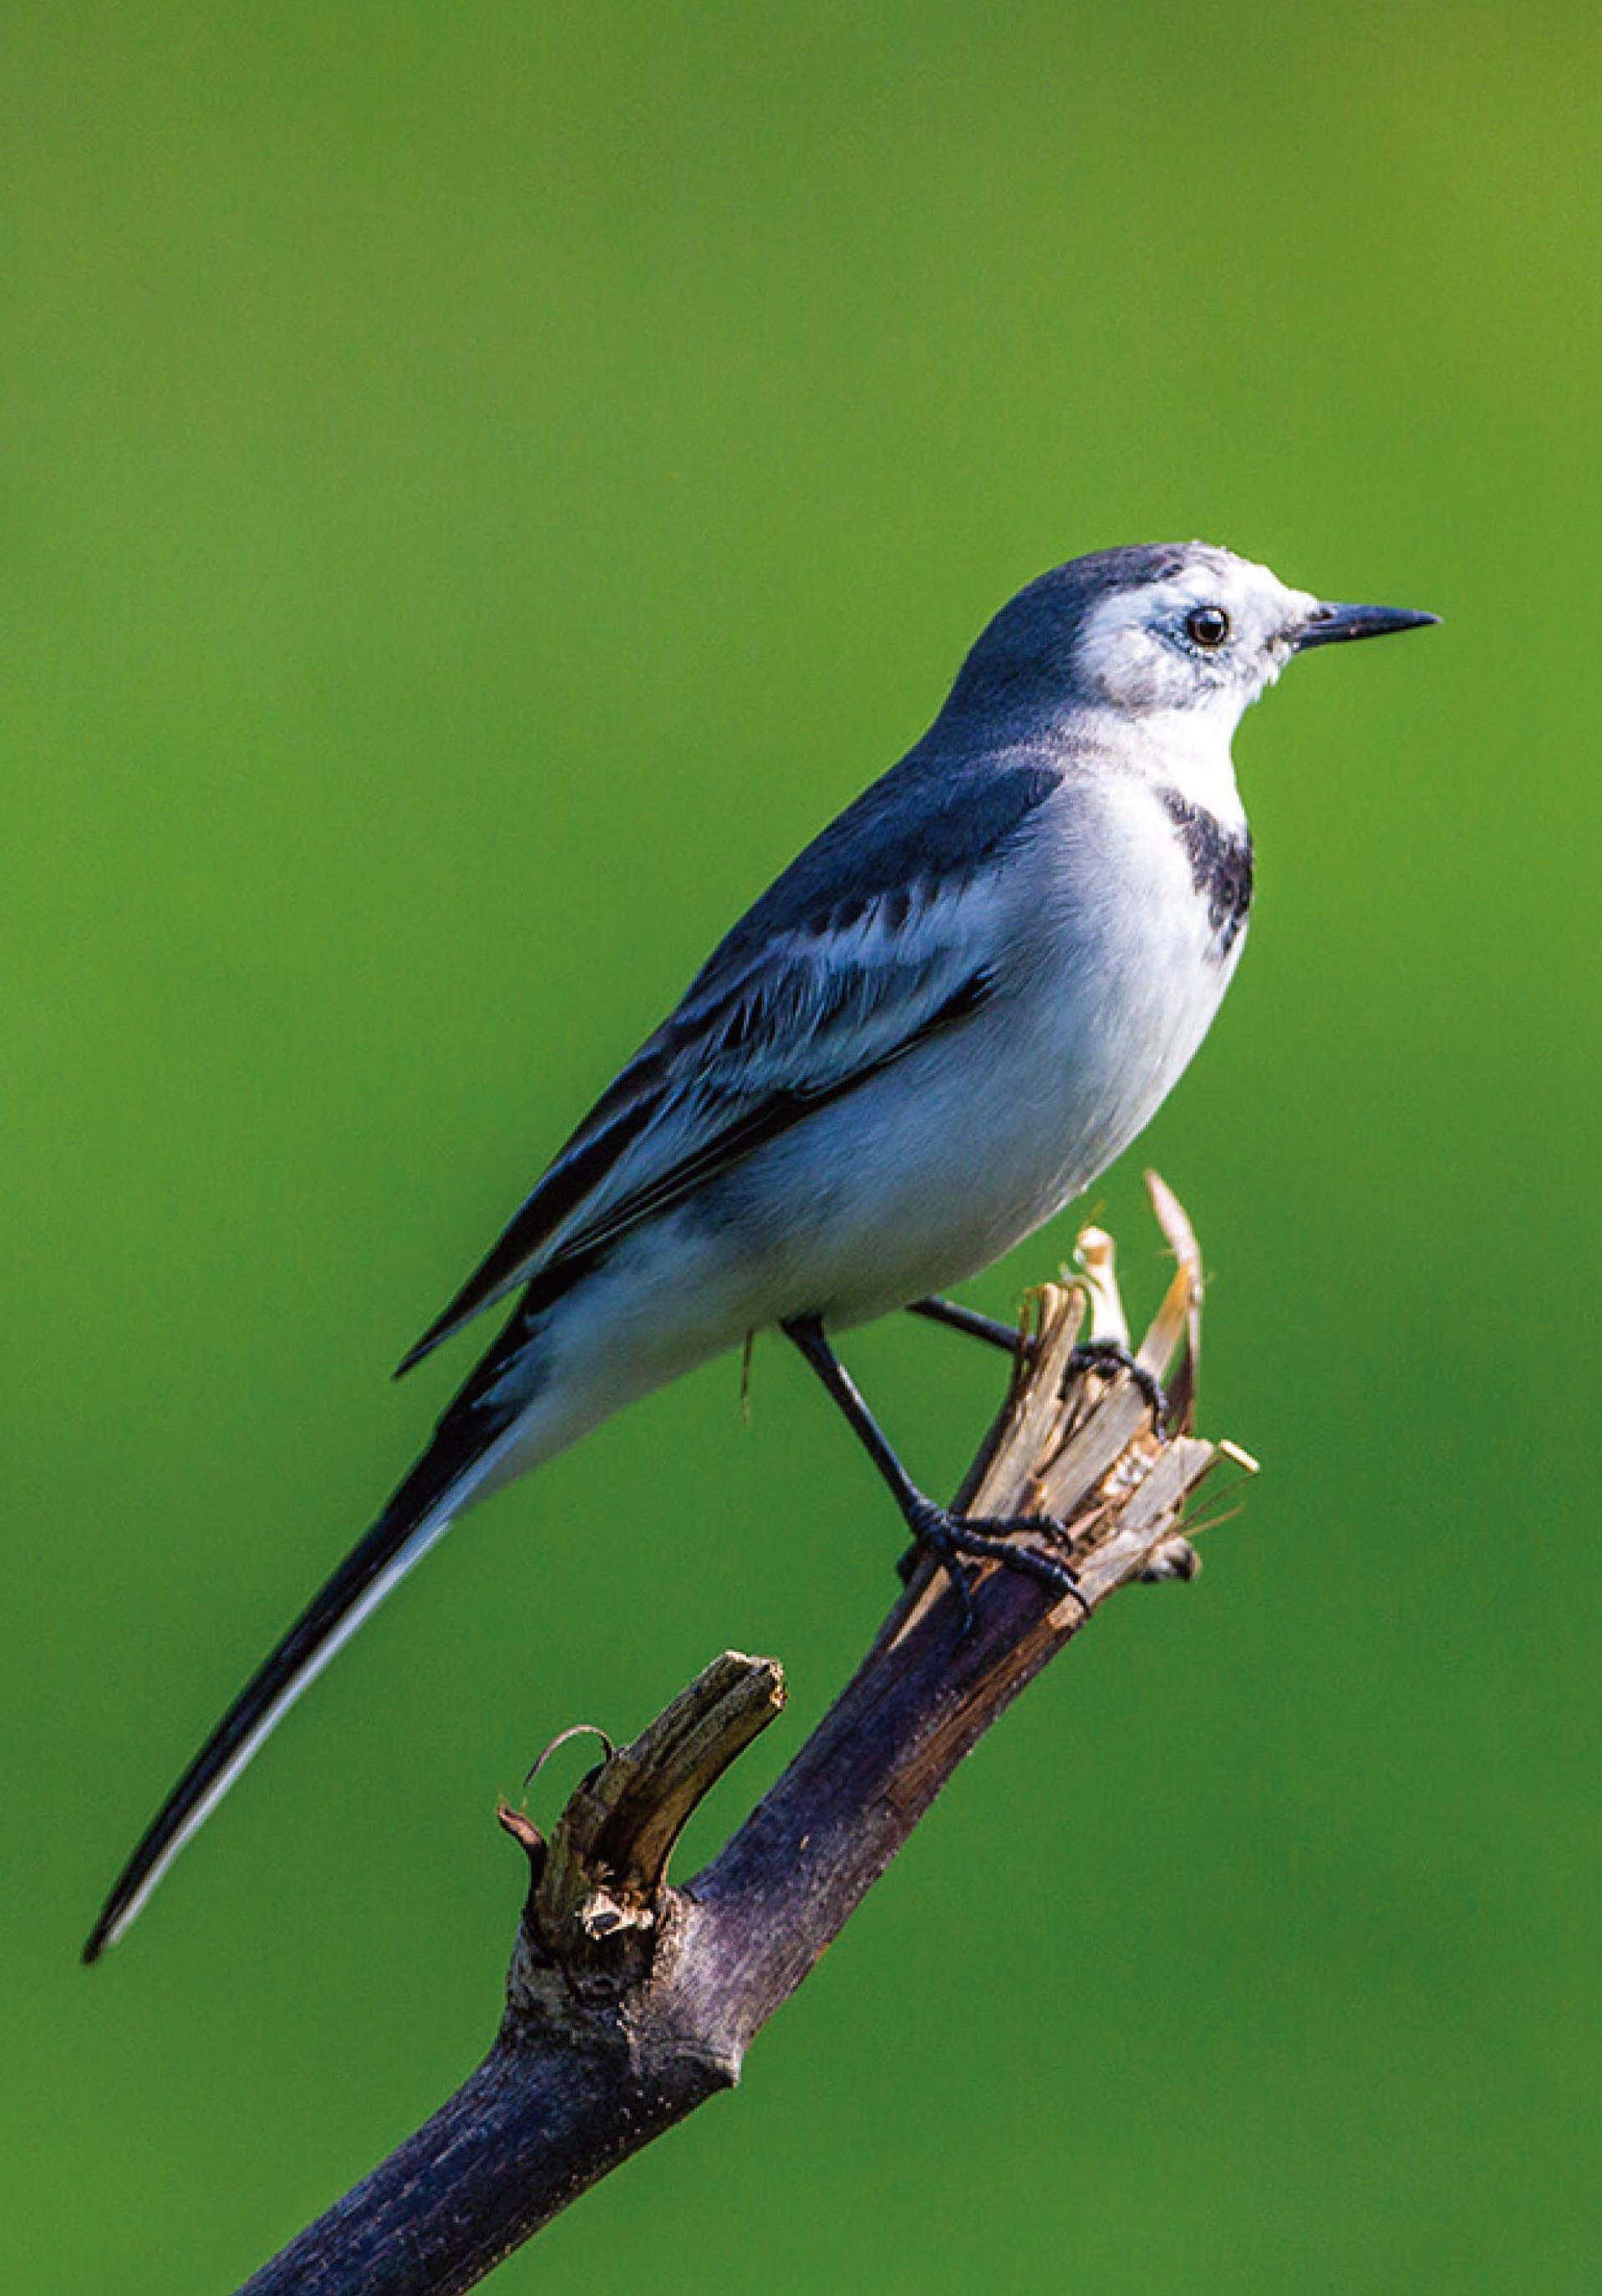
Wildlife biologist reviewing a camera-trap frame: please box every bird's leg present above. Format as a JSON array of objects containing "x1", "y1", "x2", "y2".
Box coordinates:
[
  {"x1": 907, "y1": 1295, "x2": 1026, "y2": 1356},
  {"x1": 913, "y1": 1303, "x2": 1168, "y2": 1428},
  {"x1": 781, "y1": 1315, "x2": 1086, "y2": 1629},
  {"x1": 1064, "y1": 1338, "x2": 1169, "y2": 1428}
]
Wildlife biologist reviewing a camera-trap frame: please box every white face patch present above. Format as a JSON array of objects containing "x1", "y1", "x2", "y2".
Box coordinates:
[{"x1": 1072, "y1": 546, "x2": 1319, "y2": 727}]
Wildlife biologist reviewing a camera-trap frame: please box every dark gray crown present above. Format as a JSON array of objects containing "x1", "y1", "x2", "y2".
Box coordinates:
[{"x1": 941, "y1": 541, "x2": 1234, "y2": 724}]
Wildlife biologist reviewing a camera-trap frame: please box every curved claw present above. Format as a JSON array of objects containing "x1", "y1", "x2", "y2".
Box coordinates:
[
  {"x1": 904, "y1": 1499, "x2": 1088, "y2": 1633},
  {"x1": 1065, "y1": 1338, "x2": 1168, "y2": 1428}
]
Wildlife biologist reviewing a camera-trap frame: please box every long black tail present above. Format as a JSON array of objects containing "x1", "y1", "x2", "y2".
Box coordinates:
[{"x1": 82, "y1": 1387, "x2": 520, "y2": 1963}]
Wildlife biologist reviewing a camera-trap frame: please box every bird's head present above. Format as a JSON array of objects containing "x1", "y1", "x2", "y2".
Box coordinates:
[{"x1": 942, "y1": 541, "x2": 1437, "y2": 740}]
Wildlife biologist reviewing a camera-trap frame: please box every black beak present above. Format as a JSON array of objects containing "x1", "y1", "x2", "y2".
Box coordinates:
[{"x1": 1294, "y1": 600, "x2": 1440, "y2": 650}]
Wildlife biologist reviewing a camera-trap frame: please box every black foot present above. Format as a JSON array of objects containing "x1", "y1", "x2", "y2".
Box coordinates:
[
  {"x1": 1065, "y1": 1339, "x2": 1168, "y2": 1428},
  {"x1": 902, "y1": 1496, "x2": 1086, "y2": 1633}
]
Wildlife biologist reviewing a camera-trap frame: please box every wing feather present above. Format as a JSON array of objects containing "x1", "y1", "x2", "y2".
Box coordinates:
[{"x1": 396, "y1": 757, "x2": 1056, "y2": 1373}]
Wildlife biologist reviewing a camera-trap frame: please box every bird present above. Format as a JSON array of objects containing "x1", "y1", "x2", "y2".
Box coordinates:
[{"x1": 83, "y1": 541, "x2": 1437, "y2": 1962}]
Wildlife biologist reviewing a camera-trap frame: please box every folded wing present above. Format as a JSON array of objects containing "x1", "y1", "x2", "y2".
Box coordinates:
[{"x1": 397, "y1": 758, "x2": 1057, "y2": 1373}]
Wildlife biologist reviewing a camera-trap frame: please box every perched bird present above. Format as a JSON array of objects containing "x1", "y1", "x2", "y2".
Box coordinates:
[{"x1": 84, "y1": 541, "x2": 1436, "y2": 1961}]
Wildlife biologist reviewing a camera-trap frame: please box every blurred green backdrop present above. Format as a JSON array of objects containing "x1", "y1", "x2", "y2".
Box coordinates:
[{"x1": 3, "y1": 3, "x2": 1595, "y2": 2288}]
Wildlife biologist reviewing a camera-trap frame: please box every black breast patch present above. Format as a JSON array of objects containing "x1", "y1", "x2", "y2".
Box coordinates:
[{"x1": 1160, "y1": 792, "x2": 1254, "y2": 958}]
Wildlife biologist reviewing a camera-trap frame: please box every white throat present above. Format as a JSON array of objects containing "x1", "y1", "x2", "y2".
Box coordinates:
[{"x1": 1081, "y1": 702, "x2": 1249, "y2": 831}]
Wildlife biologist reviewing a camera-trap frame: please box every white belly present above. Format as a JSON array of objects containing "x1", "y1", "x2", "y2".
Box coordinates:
[{"x1": 687, "y1": 774, "x2": 1245, "y2": 1328}]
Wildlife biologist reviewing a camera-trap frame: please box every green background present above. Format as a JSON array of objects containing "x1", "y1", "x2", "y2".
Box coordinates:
[{"x1": 4, "y1": 3, "x2": 1594, "y2": 2288}]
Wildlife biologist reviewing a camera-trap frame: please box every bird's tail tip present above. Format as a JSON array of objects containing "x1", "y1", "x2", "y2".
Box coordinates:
[
  {"x1": 81, "y1": 1892, "x2": 130, "y2": 1964},
  {"x1": 392, "y1": 1328, "x2": 443, "y2": 1380}
]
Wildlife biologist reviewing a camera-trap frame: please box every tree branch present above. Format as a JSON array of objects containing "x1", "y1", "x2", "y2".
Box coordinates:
[{"x1": 242, "y1": 1175, "x2": 1254, "y2": 2295}]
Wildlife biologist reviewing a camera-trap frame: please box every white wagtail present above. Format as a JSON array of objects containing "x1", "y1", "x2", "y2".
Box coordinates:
[{"x1": 84, "y1": 541, "x2": 1436, "y2": 1959}]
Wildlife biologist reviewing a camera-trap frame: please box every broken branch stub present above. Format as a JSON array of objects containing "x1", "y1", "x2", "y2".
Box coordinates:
[
  {"x1": 500, "y1": 1651, "x2": 787, "y2": 1999},
  {"x1": 894, "y1": 1171, "x2": 1245, "y2": 1644}
]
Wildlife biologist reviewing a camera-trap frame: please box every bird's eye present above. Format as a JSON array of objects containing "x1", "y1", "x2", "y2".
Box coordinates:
[{"x1": 1186, "y1": 606, "x2": 1231, "y2": 649}]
